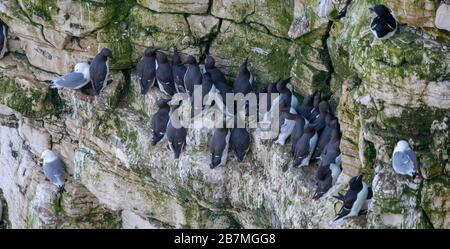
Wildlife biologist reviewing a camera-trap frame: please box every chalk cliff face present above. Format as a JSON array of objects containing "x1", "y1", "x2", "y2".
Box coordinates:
[{"x1": 0, "y1": 0, "x2": 449, "y2": 229}]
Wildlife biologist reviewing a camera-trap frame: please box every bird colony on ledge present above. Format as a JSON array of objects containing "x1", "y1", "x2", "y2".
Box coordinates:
[{"x1": 0, "y1": 3, "x2": 431, "y2": 226}]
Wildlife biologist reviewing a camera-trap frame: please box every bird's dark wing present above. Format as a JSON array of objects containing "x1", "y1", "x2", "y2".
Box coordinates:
[
  {"x1": 0, "y1": 24, "x2": 5, "y2": 50},
  {"x1": 173, "y1": 65, "x2": 186, "y2": 86},
  {"x1": 231, "y1": 128, "x2": 250, "y2": 152},
  {"x1": 343, "y1": 190, "x2": 358, "y2": 210},
  {"x1": 372, "y1": 20, "x2": 395, "y2": 38},
  {"x1": 386, "y1": 15, "x2": 397, "y2": 30},
  {"x1": 90, "y1": 57, "x2": 107, "y2": 93},
  {"x1": 211, "y1": 131, "x2": 226, "y2": 155},
  {"x1": 152, "y1": 111, "x2": 169, "y2": 134},
  {"x1": 295, "y1": 136, "x2": 310, "y2": 158}
]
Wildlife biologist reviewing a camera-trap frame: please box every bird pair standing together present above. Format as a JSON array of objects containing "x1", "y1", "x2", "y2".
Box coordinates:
[{"x1": 52, "y1": 48, "x2": 113, "y2": 96}]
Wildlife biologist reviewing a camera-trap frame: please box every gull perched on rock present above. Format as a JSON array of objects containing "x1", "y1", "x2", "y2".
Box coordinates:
[
  {"x1": 392, "y1": 140, "x2": 420, "y2": 179},
  {"x1": 52, "y1": 62, "x2": 90, "y2": 89},
  {"x1": 41, "y1": 150, "x2": 65, "y2": 193}
]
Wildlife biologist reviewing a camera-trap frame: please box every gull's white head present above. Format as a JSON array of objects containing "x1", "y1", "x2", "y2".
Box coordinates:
[
  {"x1": 395, "y1": 140, "x2": 410, "y2": 152},
  {"x1": 74, "y1": 62, "x2": 90, "y2": 78},
  {"x1": 40, "y1": 149, "x2": 58, "y2": 162}
]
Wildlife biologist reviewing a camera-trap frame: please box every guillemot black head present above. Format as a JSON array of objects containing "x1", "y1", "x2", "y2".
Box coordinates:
[
  {"x1": 99, "y1": 48, "x2": 113, "y2": 59},
  {"x1": 205, "y1": 55, "x2": 216, "y2": 69},
  {"x1": 156, "y1": 98, "x2": 171, "y2": 108},
  {"x1": 144, "y1": 47, "x2": 158, "y2": 57},
  {"x1": 156, "y1": 51, "x2": 168, "y2": 63},
  {"x1": 183, "y1": 55, "x2": 197, "y2": 65},
  {"x1": 349, "y1": 175, "x2": 363, "y2": 191},
  {"x1": 239, "y1": 57, "x2": 250, "y2": 74},
  {"x1": 318, "y1": 101, "x2": 330, "y2": 114},
  {"x1": 172, "y1": 48, "x2": 182, "y2": 65},
  {"x1": 369, "y1": 4, "x2": 391, "y2": 18},
  {"x1": 257, "y1": 84, "x2": 268, "y2": 93},
  {"x1": 276, "y1": 77, "x2": 292, "y2": 93}
]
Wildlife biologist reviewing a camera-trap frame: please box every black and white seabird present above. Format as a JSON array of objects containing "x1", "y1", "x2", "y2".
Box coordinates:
[
  {"x1": 166, "y1": 104, "x2": 187, "y2": 159},
  {"x1": 296, "y1": 93, "x2": 315, "y2": 121},
  {"x1": 276, "y1": 77, "x2": 299, "y2": 111},
  {"x1": 183, "y1": 55, "x2": 202, "y2": 98},
  {"x1": 52, "y1": 62, "x2": 90, "y2": 89},
  {"x1": 313, "y1": 114, "x2": 338, "y2": 159},
  {"x1": 205, "y1": 55, "x2": 232, "y2": 106},
  {"x1": 311, "y1": 101, "x2": 330, "y2": 133},
  {"x1": 136, "y1": 47, "x2": 157, "y2": 94},
  {"x1": 151, "y1": 98, "x2": 171, "y2": 146},
  {"x1": 285, "y1": 113, "x2": 307, "y2": 156},
  {"x1": 259, "y1": 80, "x2": 279, "y2": 113},
  {"x1": 276, "y1": 107, "x2": 298, "y2": 145},
  {"x1": 313, "y1": 165, "x2": 333, "y2": 200},
  {"x1": 171, "y1": 49, "x2": 187, "y2": 93},
  {"x1": 369, "y1": 4, "x2": 398, "y2": 40},
  {"x1": 392, "y1": 140, "x2": 420, "y2": 179},
  {"x1": 230, "y1": 116, "x2": 250, "y2": 162},
  {"x1": 308, "y1": 93, "x2": 322, "y2": 123},
  {"x1": 320, "y1": 127, "x2": 342, "y2": 161},
  {"x1": 210, "y1": 128, "x2": 231, "y2": 169},
  {"x1": 320, "y1": 135, "x2": 341, "y2": 167},
  {"x1": 265, "y1": 78, "x2": 299, "y2": 123},
  {"x1": 205, "y1": 55, "x2": 229, "y2": 90},
  {"x1": 292, "y1": 124, "x2": 318, "y2": 167},
  {"x1": 40, "y1": 150, "x2": 65, "y2": 193},
  {"x1": 233, "y1": 58, "x2": 253, "y2": 95},
  {"x1": 202, "y1": 72, "x2": 215, "y2": 104},
  {"x1": 313, "y1": 140, "x2": 342, "y2": 199},
  {"x1": 334, "y1": 175, "x2": 372, "y2": 221},
  {"x1": 90, "y1": 48, "x2": 113, "y2": 95},
  {"x1": 156, "y1": 51, "x2": 176, "y2": 96},
  {"x1": 0, "y1": 20, "x2": 7, "y2": 59}
]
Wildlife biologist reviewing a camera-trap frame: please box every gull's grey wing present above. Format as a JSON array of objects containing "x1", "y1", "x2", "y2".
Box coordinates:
[
  {"x1": 53, "y1": 72, "x2": 88, "y2": 89},
  {"x1": 43, "y1": 159, "x2": 65, "y2": 187},
  {"x1": 393, "y1": 151, "x2": 413, "y2": 174},
  {"x1": 405, "y1": 150, "x2": 418, "y2": 171}
]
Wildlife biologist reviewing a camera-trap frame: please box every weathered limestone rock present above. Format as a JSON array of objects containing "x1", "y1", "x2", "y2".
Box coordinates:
[
  {"x1": 388, "y1": 0, "x2": 437, "y2": 28},
  {"x1": 18, "y1": 0, "x2": 134, "y2": 37},
  {"x1": 369, "y1": 164, "x2": 431, "y2": 228},
  {"x1": 211, "y1": 0, "x2": 254, "y2": 23},
  {"x1": 421, "y1": 176, "x2": 450, "y2": 228},
  {"x1": 290, "y1": 27, "x2": 332, "y2": 96},
  {"x1": 435, "y1": 4, "x2": 450, "y2": 32},
  {"x1": 127, "y1": 5, "x2": 199, "y2": 58},
  {"x1": 246, "y1": 0, "x2": 294, "y2": 38},
  {"x1": 138, "y1": 0, "x2": 209, "y2": 14},
  {"x1": 288, "y1": 0, "x2": 330, "y2": 39},
  {"x1": 21, "y1": 39, "x2": 93, "y2": 75},
  {"x1": 210, "y1": 21, "x2": 296, "y2": 82},
  {"x1": 187, "y1": 15, "x2": 221, "y2": 40}
]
